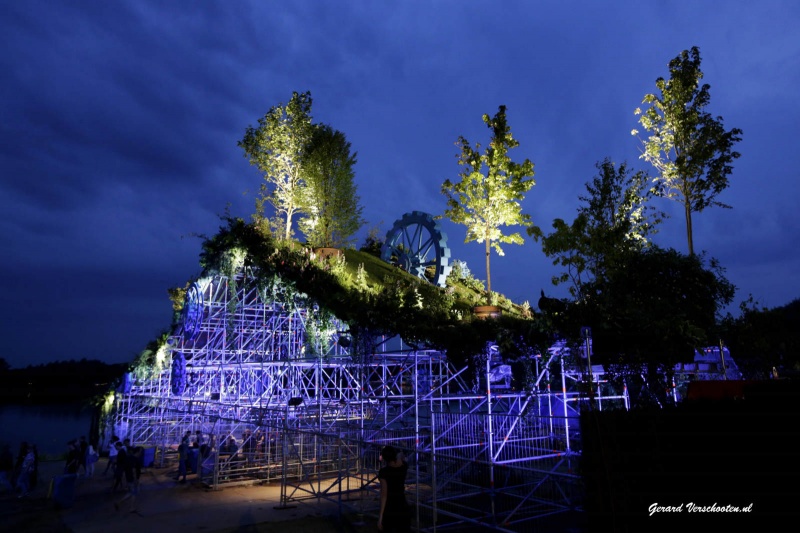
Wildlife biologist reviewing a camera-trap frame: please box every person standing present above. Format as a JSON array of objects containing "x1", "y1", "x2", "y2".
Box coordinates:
[
  {"x1": 15, "y1": 444, "x2": 35, "y2": 498},
  {"x1": 175, "y1": 439, "x2": 188, "y2": 483},
  {"x1": 111, "y1": 441, "x2": 128, "y2": 493},
  {"x1": 104, "y1": 436, "x2": 119, "y2": 475},
  {"x1": 78, "y1": 436, "x2": 88, "y2": 476},
  {"x1": 85, "y1": 442, "x2": 99, "y2": 478},
  {"x1": 115, "y1": 446, "x2": 143, "y2": 512},
  {"x1": 12, "y1": 442, "x2": 27, "y2": 489},
  {"x1": 377, "y1": 445, "x2": 410, "y2": 532},
  {"x1": 64, "y1": 441, "x2": 80, "y2": 474}
]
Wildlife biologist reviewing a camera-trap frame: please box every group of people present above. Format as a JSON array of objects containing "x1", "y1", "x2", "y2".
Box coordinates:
[
  {"x1": 64, "y1": 435, "x2": 99, "y2": 477},
  {"x1": 104, "y1": 435, "x2": 145, "y2": 512},
  {"x1": 0, "y1": 441, "x2": 38, "y2": 498},
  {"x1": 4, "y1": 429, "x2": 413, "y2": 530},
  {"x1": 104, "y1": 437, "x2": 141, "y2": 487},
  {"x1": 172, "y1": 428, "x2": 274, "y2": 484}
]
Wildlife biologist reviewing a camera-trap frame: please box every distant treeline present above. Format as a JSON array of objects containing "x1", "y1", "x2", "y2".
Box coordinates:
[{"x1": 0, "y1": 358, "x2": 127, "y2": 404}]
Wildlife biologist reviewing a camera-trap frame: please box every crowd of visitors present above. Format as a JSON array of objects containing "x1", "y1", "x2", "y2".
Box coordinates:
[
  {"x1": 1, "y1": 427, "x2": 277, "y2": 505},
  {"x1": 63, "y1": 435, "x2": 100, "y2": 478},
  {"x1": 169, "y1": 428, "x2": 274, "y2": 484},
  {"x1": 1, "y1": 435, "x2": 98, "y2": 499},
  {"x1": 0, "y1": 433, "x2": 143, "y2": 510}
]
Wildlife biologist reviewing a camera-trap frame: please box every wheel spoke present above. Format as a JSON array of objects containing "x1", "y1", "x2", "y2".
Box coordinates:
[{"x1": 379, "y1": 212, "x2": 452, "y2": 287}]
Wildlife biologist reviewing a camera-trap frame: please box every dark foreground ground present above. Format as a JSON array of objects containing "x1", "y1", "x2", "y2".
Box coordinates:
[
  {"x1": 0, "y1": 457, "x2": 590, "y2": 533},
  {"x1": 0, "y1": 458, "x2": 377, "y2": 533}
]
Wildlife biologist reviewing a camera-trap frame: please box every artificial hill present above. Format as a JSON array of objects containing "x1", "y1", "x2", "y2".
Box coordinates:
[{"x1": 172, "y1": 216, "x2": 555, "y2": 374}]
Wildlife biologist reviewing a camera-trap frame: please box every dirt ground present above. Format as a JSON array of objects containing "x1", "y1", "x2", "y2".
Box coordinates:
[{"x1": 0, "y1": 458, "x2": 378, "y2": 533}]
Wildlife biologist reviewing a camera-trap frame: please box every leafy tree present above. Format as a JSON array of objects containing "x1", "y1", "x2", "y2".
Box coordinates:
[
  {"x1": 580, "y1": 247, "x2": 735, "y2": 407},
  {"x1": 298, "y1": 124, "x2": 364, "y2": 248},
  {"x1": 531, "y1": 158, "x2": 664, "y2": 299},
  {"x1": 442, "y1": 105, "x2": 536, "y2": 299},
  {"x1": 239, "y1": 91, "x2": 315, "y2": 240},
  {"x1": 719, "y1": 297, "x2": 800, "y2": 379},
  {"x1": 359, "y1": 223, "x2": 385, "y2": 257},
  {"x1": 632, "y1": 46, "x2": 742, "y2": 255}
]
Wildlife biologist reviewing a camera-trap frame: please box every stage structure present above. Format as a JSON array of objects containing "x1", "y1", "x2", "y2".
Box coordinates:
[{"x1": 109, "y1": 268, "x2": 628, "y2": 532}]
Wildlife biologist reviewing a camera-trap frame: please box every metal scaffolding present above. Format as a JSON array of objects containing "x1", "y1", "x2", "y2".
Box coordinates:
[{"x1": 110, "y1": 270, "x2": 627, "y2": 531}]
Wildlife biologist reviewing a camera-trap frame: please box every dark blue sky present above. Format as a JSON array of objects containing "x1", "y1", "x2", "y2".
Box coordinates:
[{"x1": 1, "y1": 1, "x2": 798, "y2": 368}]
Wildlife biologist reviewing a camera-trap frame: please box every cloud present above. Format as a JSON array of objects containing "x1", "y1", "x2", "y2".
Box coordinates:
[{"x1": 1, "y1": 0, "x2": 799, "y2": 368}]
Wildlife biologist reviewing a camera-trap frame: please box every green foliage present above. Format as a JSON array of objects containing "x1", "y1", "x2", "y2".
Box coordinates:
[
  {"x1": 198, "y1": 217, "x2": 541, "y2": 366},
  {"x1": 167, "y1": 284, "x2": 188, "y2": 327},
  {"x1": 239, "y1": 91, "x2": 315, "y2": 240},
  {"x1": 719, "y1": 297, "x2": 800, "y2": 379},
  {"x1": 442, "y1": 105, "x2": 537, "y2": 296},
  {"x1": 304, "y1": 305, "x2": 336, "y2": 357},
  {"x1": 445, "y1": 259, "x2": 468, "y2": 284},
  {"x1": 532, "y1": 158, "x2": 664, "y2": 299},
  {"x1": 359, "y1": 223, "x2": 385, "y2": 257},
  {"x1": 355, "y1": 263, "x2": 370, "y2": 293},
  {"x1": 328, "y1": 253, "x2": 350, "y2": 284},
  {"x1": 633, "y1": 46, "x2": 742, "y2": 255},
  {"x1": 567, "y1": 246, "x2": 735, "y2": 406},
  {"x1": 130, "y1": 332, "x2": 171, "y2": 382},
  {"x1": 298, "y1": 124, "x2": 365, "y2": 248}
]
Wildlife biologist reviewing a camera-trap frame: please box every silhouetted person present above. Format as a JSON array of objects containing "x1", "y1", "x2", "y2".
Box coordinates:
[
  {"x1": 378, "y1": 445, "x2": 410, "y2": 532},
  {"x1": 111, "y1": 442, "x2": 128, "y2": 492},
  {"x1": 65, "y1": 441, "x2": 81, "y2": 474},
  {"x1": 78, "y1": 436, "x2": 88, "y2": 475},
  {"x1": 15, "y1": 443, "x2": 35, "y2": 498},
  {"x1": 104, "y1": 435, "x2": 120, "y2": 475}
]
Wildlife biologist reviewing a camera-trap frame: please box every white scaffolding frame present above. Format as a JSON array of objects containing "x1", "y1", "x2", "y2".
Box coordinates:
[{"x1": 110, "y1": 270, "x2": 628, "y2": 531}]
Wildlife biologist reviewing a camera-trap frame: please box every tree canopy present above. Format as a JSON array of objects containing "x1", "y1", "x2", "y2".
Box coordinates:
[
  {"x1": 532, "y1": 158, "x2": 663, "y2": 300},
  {"x1": 633, "y1": 46, "x2": 742, "y2": 255},
  {"x1": 442, "y1": 105, "x2": 537, "y2": 298},
  {"x1": 239, "y1": 91, "x2": 315, "y2": 240},
  {"x1": 572, "y1": 247, "x2": 735, "y2": 406},
  {"x1": 298, "y1": 124, "x2": 364, "y2": 248},
  {"x1": 720, "y1": 298, "x2": 800, "y2": 380}
]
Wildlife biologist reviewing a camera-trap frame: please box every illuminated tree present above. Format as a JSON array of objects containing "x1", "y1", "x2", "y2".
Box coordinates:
[
  {"x1": 442, "y1": 105, "x2": 536, "y2": 298},
  {"x1": 531, "y1": 159, "x2": 664, "y2": 299},
  {"x1": 298, "y1": 124, "x2": 364, "y2": 248},
  {"x1": 632, "y1": 46, "x2": 742, "y2": 255},
  {"x1": 239, "y1": 91, "x2": 314, "y2": 240}
]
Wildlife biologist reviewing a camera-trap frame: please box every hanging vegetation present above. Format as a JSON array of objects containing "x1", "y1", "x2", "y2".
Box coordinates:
[{"x1": 198, "y1": 216, "x2": 553, "y2": 370}]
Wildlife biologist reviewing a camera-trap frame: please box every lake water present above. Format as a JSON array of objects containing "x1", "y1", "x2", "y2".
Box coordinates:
[{"x1": 0, "y1": 402, "x2": 95, "y2": 457}]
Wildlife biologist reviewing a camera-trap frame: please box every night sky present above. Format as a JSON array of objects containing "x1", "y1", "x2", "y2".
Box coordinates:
[{"x1": 2, "y1": 1, "x2": 798, "y2": 368}]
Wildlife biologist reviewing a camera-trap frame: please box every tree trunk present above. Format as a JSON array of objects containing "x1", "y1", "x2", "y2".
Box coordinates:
[
  {"x1": 284, "y1": 217, "x2": 291, "y2": 241},
  {"x1": 485, "y1": 238, "x2": 492, "y2": 296},
  {"x1": 685, "y1": 203, "x2": 694, "y2": 256}
]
